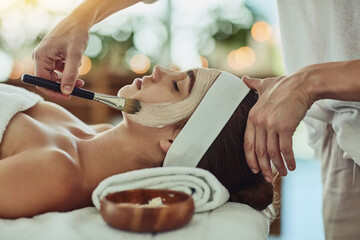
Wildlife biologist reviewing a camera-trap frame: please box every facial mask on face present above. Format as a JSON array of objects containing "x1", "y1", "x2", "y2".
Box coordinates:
[{"x1": 125, "y1": 68, "x2": 220, "y2": 128}]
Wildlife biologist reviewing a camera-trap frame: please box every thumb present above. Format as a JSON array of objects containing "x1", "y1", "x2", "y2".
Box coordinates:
[
  {"x1": 242, "y1": 76, "x2": 261, "y2": 91},
  {"x1": 61, "y1": 55, "x2": 82, "y2": 95}
]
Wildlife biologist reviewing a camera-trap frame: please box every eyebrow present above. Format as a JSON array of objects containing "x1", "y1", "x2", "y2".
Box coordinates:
[{"x1": 187, "y1": 70, "x2": 195, "y2": 93}]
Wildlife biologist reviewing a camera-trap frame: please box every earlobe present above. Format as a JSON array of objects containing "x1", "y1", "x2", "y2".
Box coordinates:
[{"x1": 160, "y1": 139, "x2": 173, "y2": 154}]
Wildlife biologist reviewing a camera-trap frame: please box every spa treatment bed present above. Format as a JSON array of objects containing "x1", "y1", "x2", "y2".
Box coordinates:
[
  {"x1": 0, "y1": 82, "x2": 273, "y2": 240},
  {"x1": 0, "y1": 164, "x2": 272, "y2": 240},
  {"x1": 0, "y1": 202, "x2": 270, "y2": 240}
]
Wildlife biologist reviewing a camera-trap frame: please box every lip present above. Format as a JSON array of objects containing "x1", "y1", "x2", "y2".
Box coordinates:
[{"x1": 134, "y1": 78, "x2": 142, "y2": 90}]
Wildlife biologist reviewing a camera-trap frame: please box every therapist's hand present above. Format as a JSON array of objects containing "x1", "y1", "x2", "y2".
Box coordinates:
[
  {"x1": 32, "y1": 17, "x2": 89, "y2": 99},
  {"x1": 242, "y1": 74, "x2": 313, "y2": 182}
]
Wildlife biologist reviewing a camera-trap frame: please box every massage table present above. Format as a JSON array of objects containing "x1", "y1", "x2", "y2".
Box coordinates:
[{"x1": 0, "y1": 202, "x2": 270, "y2": 240}]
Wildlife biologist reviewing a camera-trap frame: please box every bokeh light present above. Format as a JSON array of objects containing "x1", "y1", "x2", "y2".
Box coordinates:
[
  {"x1": 130, "y1": 54, "x2": 151, "y2": 74},
  {"x1": 227, "y1": 50, "x2": 238, "y2": 70},
  {"x1": 84, "y1": 34, "x2": 103, "y2": 58},
  {"x1": 133, "y1": 21, "x2": 168, "y2": 58},
  {"x1": 227, "y1": 46, "x2": 256, "y2": 71},
  {"x1": 237, "y1": 46, "x2": 256, "y2": 67},
  {"x1": 79, "y1": 55, "x2": 92, "y2": 76},
  {"x1": 251, "y1": 21, "x2": 272, "y2": 42},
  {"x1": 198, "y1": 38, "x2": 216, "y2": 56}
]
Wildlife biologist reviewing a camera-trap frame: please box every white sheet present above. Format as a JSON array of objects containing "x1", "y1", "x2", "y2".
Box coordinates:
[{"x1": 0, "y1": 203, "x2": 270, "y2": 240}]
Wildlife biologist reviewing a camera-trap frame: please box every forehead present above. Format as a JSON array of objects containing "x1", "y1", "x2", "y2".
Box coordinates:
[{"x1": 192, "y1": 68, "x2": 221, "y2": 88}]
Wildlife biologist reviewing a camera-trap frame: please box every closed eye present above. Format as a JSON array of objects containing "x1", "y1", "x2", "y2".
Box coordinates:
[{"x1": 172, "y1": 81, "x2": 179, "y2": 92}]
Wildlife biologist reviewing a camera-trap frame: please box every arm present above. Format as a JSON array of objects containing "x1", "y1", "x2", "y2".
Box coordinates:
[
  {"x1": 0, "y1": 150, "x2": 85, "y2": 219},
  {"x1": 33, "y1": 0, "x2": 144, "y2": 99},
  {"x1": 243, "y1": 59, "x2": 360, "y2": 182}
]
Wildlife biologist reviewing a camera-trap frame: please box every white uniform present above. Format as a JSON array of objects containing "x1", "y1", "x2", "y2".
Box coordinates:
[{"x1": 277, "y1": 1, "x2": 360, "y2": 239}]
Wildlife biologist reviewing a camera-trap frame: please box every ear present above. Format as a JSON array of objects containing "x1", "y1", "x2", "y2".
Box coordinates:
[
  {"x1": 159, "y1": 128, "x2": 182, "y2": 154},
  {"x1": 160, "y1": 139, "x2": 173, "y2": 154}
]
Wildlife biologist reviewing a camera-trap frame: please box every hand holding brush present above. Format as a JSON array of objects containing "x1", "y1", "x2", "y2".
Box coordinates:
[{"x1": 21, "y1": 74, "x2": 141, "y2": 114}]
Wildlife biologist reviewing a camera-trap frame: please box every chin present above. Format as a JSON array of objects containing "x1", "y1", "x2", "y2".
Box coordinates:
[
  {"x1": 117, "y1": 90, "x2": 122, "y2": 97},
  {"x1": 117, "y1": 86, "x2": 129, "y2": 97}
]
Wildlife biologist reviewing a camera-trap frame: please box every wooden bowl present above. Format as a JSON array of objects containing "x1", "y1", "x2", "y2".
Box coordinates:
[{"x1": 100, "y1": 189, "x2": 195, "y2": 232}]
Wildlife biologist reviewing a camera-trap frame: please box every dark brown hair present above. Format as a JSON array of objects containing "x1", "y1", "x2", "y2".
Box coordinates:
[{"x1": 197, "y1": 90, "x2": 279, "y2": 212}]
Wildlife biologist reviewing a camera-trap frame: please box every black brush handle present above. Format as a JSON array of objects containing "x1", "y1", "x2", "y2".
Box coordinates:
[{"x1": 21, "y1": 74, "x2": 94, "y2": 100}]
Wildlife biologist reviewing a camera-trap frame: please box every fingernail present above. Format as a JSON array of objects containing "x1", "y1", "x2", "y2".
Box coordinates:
[
  {"x1": 251, "y1": 168, "x2": 259, "y2": 174},
  {"x1": 264, "y1": 176, "x2": 272, "y2": 182},
  {"x1": 62, "y1": 85, "x2": 72, "y2": 95},
  {"x1": 288, "y1": 165, "x2": 295, "y2": 171}
]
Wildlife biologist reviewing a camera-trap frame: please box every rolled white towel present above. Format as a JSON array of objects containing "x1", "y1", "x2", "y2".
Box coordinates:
[
  {"x1": 0, "y1": 84, "x2": 43, "y2": 143},
  {"x1": 92, "y1": 167, "x2": 230, "y2": 212}
]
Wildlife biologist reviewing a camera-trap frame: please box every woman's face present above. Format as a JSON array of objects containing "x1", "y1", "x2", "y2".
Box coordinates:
[{"x1": 118, "y1": 66, "x2": 196, "y2": 104}]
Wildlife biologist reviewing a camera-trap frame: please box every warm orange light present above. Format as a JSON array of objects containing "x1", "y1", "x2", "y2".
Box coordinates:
[
  {"x1": 130, "y1": 54, "x2": 151, "y2": 74},
  {"x1": 200, "y1": 56, "x2": 209, "y2": 68},
  {"x1": 237, "y1": 46, "x2": 256, "y2": 67},
  {"x1": 79, "y1": 55, "x2": 92, "y2": 76},
  {"x1": 251, "y1": 21, "x2": 272, "y2": 42},
  {"x1": 234, "y1": 48, "x2": 247, "y2": 69},
  {"x1": 9, "y1": 59, "x2": 24, "y2": 80},
  {"x1": 227, "y1": 50, "x2": 240, "y2": 71},
  {"x1": 227, "y1": 46, "x2": 256, "y2": 71}
]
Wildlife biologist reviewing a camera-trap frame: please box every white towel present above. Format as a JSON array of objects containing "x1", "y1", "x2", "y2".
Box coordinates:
[
  {"x1": 0, "y1": 203, "x2": 270, "y2": 240},
  {"x1": 0, "y1": 83, "x2": 43, "y2": 142},
  {"x1": 305, "y1": 99, "x2": 360, "y2": 165},
  {"x1": 92, "y1": 167, "x2": 230, "y2": 213}
]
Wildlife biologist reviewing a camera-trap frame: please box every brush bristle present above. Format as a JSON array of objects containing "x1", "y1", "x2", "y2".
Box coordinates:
[{"x1": 123, "y1": 99, "x2": 142, "y2": 114}]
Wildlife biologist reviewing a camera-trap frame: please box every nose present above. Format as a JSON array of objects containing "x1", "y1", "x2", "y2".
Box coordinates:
[
  {"x1": 151, "y1": 66, "x2": 161, "y2": 83},
  {"x1": 152, "y1": 65, "x2": 168, "y2": 83}
]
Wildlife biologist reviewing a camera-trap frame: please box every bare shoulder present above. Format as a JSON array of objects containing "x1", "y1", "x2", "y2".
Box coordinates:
[
  {"x1": 0, "y1": 149, "x2": 91, "y2": 219},
  {"x1": 89, "y1": 123, "x2": 114, "y2": 133}
]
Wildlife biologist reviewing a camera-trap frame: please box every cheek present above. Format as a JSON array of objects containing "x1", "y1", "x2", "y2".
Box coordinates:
[
  {"x1": 137, "y1": 86, "x2": 175, "y2": 103},
  {"x1": 117, "y1": 85, "x2": 133, "y2": 97}
]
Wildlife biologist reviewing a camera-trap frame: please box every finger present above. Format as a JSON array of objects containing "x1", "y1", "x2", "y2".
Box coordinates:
[
  {"x1": 242, "y1": 76, "x2": 261, "y2": 91},
  {"x1": 33, "y1": 44, "x2": 57, "y2": 79},
  {"x1": 61, "y1": 52, "x2": 82, "y2": 95},
  {"x1": 55, "y1": 60, "x2": 65, "y2": 73},
  {"x1": 35, "y1": 71, "x2": 71, "y2": 100},
  {"x1": 279, "y1": 133, "x2": 296, "y2": 171},
  {"x1": 267, "y1": 131, "x2": 287, "y2": 176},
  {"x1": 255, "y1": 127, "x2": 274, "y2": 182},
  {"x1": 36, "y1": 86, "x2": 71, "y2": 100},
  {"x1": 34, "y1": 57, "x2": 54, "y2": 81},
  {"x1": 244, "y1": 121, "x2": 259, "y2": 174},
  {"x1": 75, "y1": 79, "x2": 85, "y2": 88}
]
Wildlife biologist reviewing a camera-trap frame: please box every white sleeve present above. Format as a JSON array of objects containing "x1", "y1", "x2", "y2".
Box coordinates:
[
  {"x1": 306, "y1": 99, "x2": 360, "y2": 166},
  {"x1": 328, "y1": 101, "x2": 360, "y2": 165}
]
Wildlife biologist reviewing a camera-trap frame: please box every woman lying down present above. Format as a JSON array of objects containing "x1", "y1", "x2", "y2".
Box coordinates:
[{"x1": 0, "y1": 66, "x2": 279, "y2": 219}]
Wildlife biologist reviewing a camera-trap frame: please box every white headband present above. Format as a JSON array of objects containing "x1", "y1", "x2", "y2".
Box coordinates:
[{"x1": 163, "y1": 71, "x2": 250, "y2": 167}]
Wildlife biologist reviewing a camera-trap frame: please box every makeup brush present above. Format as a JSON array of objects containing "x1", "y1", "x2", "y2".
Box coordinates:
[{"x1": 21, "y1": 74, "x2": 141, "y2": 114}]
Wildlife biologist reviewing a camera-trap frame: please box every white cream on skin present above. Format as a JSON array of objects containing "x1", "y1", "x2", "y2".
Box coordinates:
[{"x1": 125, "y1": 68, "x2": 220, "y2": 128}]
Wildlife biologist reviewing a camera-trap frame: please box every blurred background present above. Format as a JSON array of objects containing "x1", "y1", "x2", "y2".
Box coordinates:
[{"x1": 0, "y1": 0, "x2": 324, "y2": 239}]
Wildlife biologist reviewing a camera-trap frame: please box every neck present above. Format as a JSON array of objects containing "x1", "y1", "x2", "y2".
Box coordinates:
[{"x1": 78, "y1": 120, "x2": 164, "y2": 190}]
